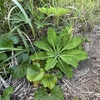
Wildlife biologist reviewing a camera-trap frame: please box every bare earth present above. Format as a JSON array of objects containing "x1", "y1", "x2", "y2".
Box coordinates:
[
  {"x1": 62, "y1": 25, "x2": 100, "y2": 100},
  {"x1": 0, "y1": 25, "x2": 100, "y2": 100}
]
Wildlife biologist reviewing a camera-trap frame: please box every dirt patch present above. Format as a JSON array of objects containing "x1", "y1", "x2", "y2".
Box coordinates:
[
  {"x1": 61, "y1": 25, "x2": 100, "y2": 100},
  {"x1": 0, "y1": 25, "x2": 100, "y2": 100}
]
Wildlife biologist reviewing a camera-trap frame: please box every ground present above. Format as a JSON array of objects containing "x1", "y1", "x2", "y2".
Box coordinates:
[{"x1": 0, "y1": 25, "x2": 100, "y2": 100}]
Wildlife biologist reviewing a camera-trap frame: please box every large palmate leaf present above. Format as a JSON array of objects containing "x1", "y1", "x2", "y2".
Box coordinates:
[
  {"x1": 45, "y1": 58, "x2": 57, "y2": 71},
  {"x1": 47, "y1": 28, "x2": 57, "y2": 48},
  {"x1": 27, "y1": 63, "x2": 44, "y2": 82},
  {"x1": 63, "y1": 36, "x2": 82, "y2": 51},
  {"x1": 42, "y1": 74, "x2": 57, "y2": 89},
  {"x1": 60, "y1": 49, "x2": 88, "y2": 68},
  {"x1": 34, "y1": 85, "x2": 64, "y2": 100},
  {"x1": 57, "y1": 59, "x2": 73, "y2": 78},
  {"x1": 31, "y1": 52, "x2": 50, "y2": 61}
]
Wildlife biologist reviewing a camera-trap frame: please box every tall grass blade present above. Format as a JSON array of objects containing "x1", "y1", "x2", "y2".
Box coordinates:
[{"x1": 12, "y1": 0, "x2": 35, "y2": 38}]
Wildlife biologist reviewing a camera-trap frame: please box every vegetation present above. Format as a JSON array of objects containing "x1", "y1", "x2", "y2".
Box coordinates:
[
  {"x1": 0, "y1": 0, "x2": 100, "y2": 99},
  {"x1": 0, "y1": 86, "x2": 13, "y2": 100}
]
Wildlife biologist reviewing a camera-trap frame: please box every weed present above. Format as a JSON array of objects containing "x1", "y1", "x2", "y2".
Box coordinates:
[{"x1": 27, "y1": 26, "x2": 88, "y2": 99}]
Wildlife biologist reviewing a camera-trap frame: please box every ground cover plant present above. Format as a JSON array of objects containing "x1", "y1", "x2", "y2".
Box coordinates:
[
  {"x1": 0, "y1": 86, "x2": 13, "y2": 100},
  {"x1": 0, "y1": 0, "x2": 100, "y2": 99},
  {"x1": 27, "y1": 27, "x2": 88, "y2": 99}
]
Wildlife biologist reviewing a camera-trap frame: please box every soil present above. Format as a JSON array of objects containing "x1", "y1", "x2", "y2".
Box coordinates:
[
  {"x1": 61, "y1": 25, "x2": 100, "y2": 100},
  {"x1": 0, "y1": 25, "x2": 100, "y2": 100}
]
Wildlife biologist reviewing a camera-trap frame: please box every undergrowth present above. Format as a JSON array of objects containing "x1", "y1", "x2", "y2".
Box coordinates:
[{"x1": 0, "y1": 0, "x2": 99, "y2": 99}]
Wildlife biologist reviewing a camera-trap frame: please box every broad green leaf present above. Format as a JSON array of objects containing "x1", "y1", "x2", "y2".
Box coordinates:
[
  {"x1": 27, "y1": 63, "x2": 44, "y2": 82},
  {"x1": 17, "y1": 53, "x2": 30, "y2": 64},
  {"x1": 47, "y1": 50, "x2": 55, "y2": 56},
  {"x1": 11, "y1": 64, "x2": 28, "y2": 78},
  {"x1": 47, "y1": 28, "x2": 57, "y2": 48},
  {"x1": 60, "y1": 49, "x2": 88, "y2": 68},
  {"x1": 57, "y1": 59, "x2": 73, "y2": 78},
  {"x1": 34, "y1": 41, "x2": 50, "y2": 51},
  {"x1": 8, "y1": 34, "x2": 20, "y2": 44},
  {"x1": 0, "y1": 53, "x2": 7, "y2": 60},
  {"x1": 34, "y1": 85, "x2": 64, "y2": 100},
  {"x1": 0, "y1": 37, "x2": 13, "y2": 48},
  {"x1": 2, "y1": 86, "x2": 13, "y2": 97},
  {"x1": 63, "y1": 36, "x2": 82, "y2": 50},
  {"x1": 41, "y1": 74, "x2": 57, "y2": 89},
  {"x1": 30, "y1": 52, "x2": 50, "y2": 61},
  {"x1": 45, "y1": 58, "x2": 57, "y2": 71},
  {"x1": 41, "y1": 36, "x2": 53, "y2": 51}
]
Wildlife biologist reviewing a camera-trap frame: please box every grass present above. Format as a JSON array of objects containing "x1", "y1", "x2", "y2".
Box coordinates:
[
  {"x1": 0, "y1": 0, "x2": 100, "y2": 84},
  {"x1": 57, "y1": 0, "x2": 100, "y2": 32},
  {"x1": 0, "y1": 0, "x2": 99, "y2": 78},
  {"x1": 0, "y1": 0, "x2": 100, "y2": 99}
]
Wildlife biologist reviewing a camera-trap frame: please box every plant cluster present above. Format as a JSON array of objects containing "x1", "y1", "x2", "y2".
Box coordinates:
[{"x1": 1, "y1": 0, "x2": 98, "y2": 99}]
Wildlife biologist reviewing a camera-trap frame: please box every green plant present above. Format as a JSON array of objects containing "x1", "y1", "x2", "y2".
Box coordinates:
[
  {"x1": 0, "y1": 1, "x2": 91, "y2": 99},
  {"x1": 38, "y1": 6, "x2": 70, "y2": 26},
  {"x1": 31, "y1": 27, "x2": 88, "y2": 78},
  {"x1": 26, "y1": 62, "x2": 63, "y2": 100},
  {"x1": 26, "y1": 26, "x2": 88, "y2": 99},
  {"x1": 0, "y1": 86, "x2": 13, "y2": 100},
  {"x1": 34, "y1": 85, "x2": 64, "y2": 100}
]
